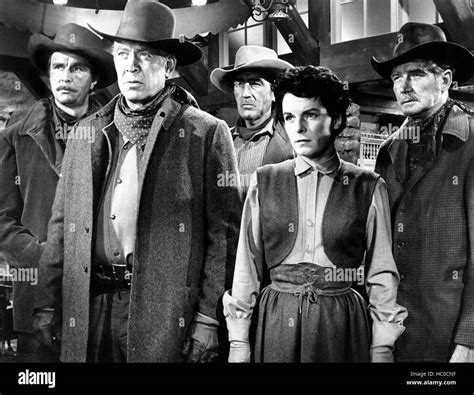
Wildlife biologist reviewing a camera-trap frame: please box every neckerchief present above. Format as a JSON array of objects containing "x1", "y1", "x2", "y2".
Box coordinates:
[
  {"x1": 234, "y1": 113, "x2": 274, "y2": 141},
  {"x1": 52, "y1": 97, "x2": 100, "y2": 149},
  {"x1": 114, "y1": 84, "x2": 175, "y2": 150},
  {"x1": 405, "y1": 98, "x2": 455, "y2": 176}
]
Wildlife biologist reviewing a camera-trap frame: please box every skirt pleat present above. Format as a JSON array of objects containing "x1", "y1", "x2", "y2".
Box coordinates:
[{"x1": 252, "y1": 285, "x2": 371, "y2": 362}]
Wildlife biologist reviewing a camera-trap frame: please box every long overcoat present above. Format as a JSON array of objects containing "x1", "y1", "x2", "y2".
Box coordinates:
[
  {"x1": 375, "y1": 103, "x2": 474, "y2": 361},
  {"x1": 36, "y1": 92, "x2": 241, "y2": 362},
  {"x1": 0, "y1": 99, "x2": 62, "y2": 333}
]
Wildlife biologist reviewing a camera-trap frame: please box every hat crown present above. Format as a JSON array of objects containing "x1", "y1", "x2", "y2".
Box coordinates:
[
  {"x1": 393, "y1": 22, "x2": 447, "y2": 58},
  {"x1": 114, "y1": 1, "x2": 176, "y2": 42},
  {"x1": 234, "y1": 45, "x2": 279, "y2": 68},
  {"x1": 52, "y1": 23, "x2": 103, "y2": 51}
]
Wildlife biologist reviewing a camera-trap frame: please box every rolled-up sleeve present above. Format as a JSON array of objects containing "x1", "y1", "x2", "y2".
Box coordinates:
[
  {"x1": 365, "y1": 178, "x2": 408, "y2": 351},
  {"x1": 223, "y1": 173, "x2": 264, "y2": 342}
]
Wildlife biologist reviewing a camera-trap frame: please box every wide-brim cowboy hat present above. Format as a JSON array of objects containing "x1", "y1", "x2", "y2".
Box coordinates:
[
  {"x1": 371, "y1": 22, "x2": 473, "y2": 83},
  {"x1": 28, "y1": 23, "x2": 117, "y2": 89},
  {"x1": 210, "y1": 45, "x2": 294, "y2": 93},
  {"x1": 88, "y1": 1, "x2": 202, "y2": 66}
]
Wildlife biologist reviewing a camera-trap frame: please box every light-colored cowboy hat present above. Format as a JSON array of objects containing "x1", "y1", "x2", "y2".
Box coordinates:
[
  {"x1": 88, "y1": 1, "x2": 202, "y2": 66},
  {"x1": 28, "y1": 23, "x2": 117, "y2": 89},
  {"x1": 371, "y1": 22, "x2": 473, "y2": 82},
  {"x1": 211, "y1": 45, "x2": 294, "y2": 93}
]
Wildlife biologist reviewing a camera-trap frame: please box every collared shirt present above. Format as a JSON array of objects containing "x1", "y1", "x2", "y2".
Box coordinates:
[
  {"x1": 232, "y1": 118, "x2": 274, "y2": 194},
  {"x1": 94, "y1": 127, "x2": 139, "y2": 267},
  {"x1": 223, "y1": 151, "x2": 407, "y2": 351}
]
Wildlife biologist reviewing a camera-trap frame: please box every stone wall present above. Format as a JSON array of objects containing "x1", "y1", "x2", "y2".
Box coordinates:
[{"x1": 335, "y1": 102, "x2": 361, "y2": 165}]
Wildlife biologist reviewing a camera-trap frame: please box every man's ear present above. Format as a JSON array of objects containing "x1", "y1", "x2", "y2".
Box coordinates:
[
  {"x1": 332, "y1": 115, "x2": 342, "y2": 131},
  {"x1": 440, "y1": 69, "x2": 453, "y2": 93},
  {"x1": 165, "y1": 55, "x2": 177, "y2": 78},
  {"x1": 90, "y1": 79, "x2": 98, "y2": 91}
]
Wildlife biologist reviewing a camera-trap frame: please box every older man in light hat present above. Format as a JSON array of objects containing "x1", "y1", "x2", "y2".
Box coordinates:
[
  {"x1": 373, "y1": 22, "x2": 474, "y2": 362},
  {"x1": 211, "y1": 46, "x2": 294, "y2": 195},
  {"x1": 0, "y1": 23, "x2": 115, "y2": 362},
  {"x1": 33, "y1": 1, "x2": 241, "y2": 363}
]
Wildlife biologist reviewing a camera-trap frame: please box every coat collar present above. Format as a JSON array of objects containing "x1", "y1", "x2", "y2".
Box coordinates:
[
  {"x1": 384, "y1": 102, "x2": 471, "y2": 187},
  {"x1": 17, "y1": 99, "x2": 61, "y2": 175}
]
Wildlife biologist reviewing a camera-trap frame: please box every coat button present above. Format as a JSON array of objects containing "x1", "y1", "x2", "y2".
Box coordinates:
[
  {"x1": 397, "y1": 241, "x2": 405, "y2": 249},
  {"x1": 84, "y1": 266, "x2": 88, "y2": 273},
  {"x1": 400, "y1": 274, "x2": 405, "y2": 280},
  {"x1": 111, "y1": 214, "x2": 116, "y2": 220},
  {"x1": 85, "y1": 227, "x2": 90, "y2": 233}
]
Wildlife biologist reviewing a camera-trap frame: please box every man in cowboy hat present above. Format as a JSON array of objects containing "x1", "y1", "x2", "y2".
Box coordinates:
[
  {"x1": 211, "y1": 46, "x2": 294, "y2": 195},
  {"x1": 33, "y1": 1, "x2": 241, "y2": 363},
  {"x1": 372, "y1": 22, "x2": 474, "y2": 362},
  {"x1": 0, "y1": 22, "x2": 116, "y2": 362}
]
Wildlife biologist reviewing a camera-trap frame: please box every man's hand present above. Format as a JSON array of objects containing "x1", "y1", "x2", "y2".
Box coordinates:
[
  {"x1": 229, "y1": 340, "x2": 250, "y2": 363},
  {"x1": 450, "y1": 344, "x2": 474, "y2": 363},
  {"x1": 181, "y1": 319, "x2": 219, "y2": 363},
  {"x1": 32, "y1": 308, "x2": 61, "y2": 354},
  {"x1": 371, "y1": 346, "x2": 394, "y2": 362}
]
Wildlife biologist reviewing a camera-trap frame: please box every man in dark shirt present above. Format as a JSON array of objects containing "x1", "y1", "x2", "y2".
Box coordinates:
[{"x1": 0, "y1": 23, "x2": 115, "y2": 362}]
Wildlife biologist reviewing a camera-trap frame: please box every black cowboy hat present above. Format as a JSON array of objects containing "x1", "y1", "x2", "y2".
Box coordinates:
[
  {"x1": 88, "y1": 1, "x2": 202, "y2": 66},
  {"x1": 28, "y1": 23, "x2": 117, "y2": 89},
  {"x1": 371, "y1": 22, "x2": 473, "y2": 83}
]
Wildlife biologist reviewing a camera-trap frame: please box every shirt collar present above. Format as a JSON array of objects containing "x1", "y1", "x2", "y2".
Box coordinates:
[
  {"x1": 233, "y1": 117, "x2": 275, "y2": 140},
  {"x1": 295, "y1": 148, "x2": 340, "y2": 176}
]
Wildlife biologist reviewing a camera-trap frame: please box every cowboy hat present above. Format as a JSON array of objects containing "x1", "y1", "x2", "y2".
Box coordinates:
[
  {"x1": 371, "y1": 22, "x2": 473, "y2": 83},
  {"x1": 88, "y1": 1, "x2": 202, "y2": 66},
  {"x1": 210, "y1": 45, "x2": 294, "y2": 93},
  {"x1": 28, "y1": 23, "x2": 117, "y2": 89}
]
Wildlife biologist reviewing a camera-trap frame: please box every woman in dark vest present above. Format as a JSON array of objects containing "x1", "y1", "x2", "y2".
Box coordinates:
[{"x1": 223, "y1": 66, "x2": 407, "y2": 362}]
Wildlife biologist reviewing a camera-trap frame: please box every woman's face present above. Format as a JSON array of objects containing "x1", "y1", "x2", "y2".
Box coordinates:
[{"x1": 282, "y1": 93, "x2": 339, "y2": 159}]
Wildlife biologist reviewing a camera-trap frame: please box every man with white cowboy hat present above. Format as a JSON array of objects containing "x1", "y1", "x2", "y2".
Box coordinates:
[
  {"x1": 0, "y1": 22, "x2": 115, "y2": 362},
  {"x1": 211, "y1": 46, "x2": 294, "y2": 195},
  {"x1": 373, "y1": 22, "x2": 474, "y2": 362},
  {"x1": 33, "y1": 1, "x2": 241, "y2": 363}
]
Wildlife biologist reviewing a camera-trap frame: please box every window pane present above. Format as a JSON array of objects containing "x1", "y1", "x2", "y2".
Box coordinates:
[
  {"x1": 228, "y1": 30, "x2": 245, "y2": 64},
  {"x1": 246, "y1": 24, "x2": 264, "y2": 47},
  {"x1": 340, "y1": 0, "x2": 364, "y2": 42},
  {"x1": 366, "y1": 0, "x2": 391, "y2": 37},
  {"x1": 407, "y1": 0, "x2": 438, "y2": 24},
  {"x1": 295, "y1": 0, "x2": 308, "y2": 13},
  {"x1": 277, "y1": 30, "x2": 291, "y2": 55}
]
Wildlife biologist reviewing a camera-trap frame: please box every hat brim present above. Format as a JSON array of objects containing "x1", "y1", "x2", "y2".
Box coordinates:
[
  {"x1": 371, "y1": 41, "x2": 474, "y2": 83},
  {"x1": 28, "y1": 33, "x2": 117, "y2": 89},
  {"x1": 88, "y1": 25, "x2": 202, "y2": 66},
  {"x1": 210, "y1": 59, "x2": 294, "y2": 94}
]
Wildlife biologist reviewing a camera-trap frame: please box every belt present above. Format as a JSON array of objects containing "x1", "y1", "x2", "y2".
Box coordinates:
[
  {"x1": 91, "y1": 263, "x2": 133, "y2": 293},
  {"x1": 269, "y1": 263, "x2": 353, "y2": 316}
]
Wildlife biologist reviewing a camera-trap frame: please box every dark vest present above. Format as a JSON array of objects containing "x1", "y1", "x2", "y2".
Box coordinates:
[{"x1": 257, "y1": 159, "x2": 380, "y2": 270}]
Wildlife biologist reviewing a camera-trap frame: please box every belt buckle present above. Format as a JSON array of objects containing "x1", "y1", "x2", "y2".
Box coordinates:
[
  {"x1": 124, "y1": 270, "x2": 132, "y2": 286},
  {"x1": 111, "y1": 263, "x2": 127, "y2": 283}
]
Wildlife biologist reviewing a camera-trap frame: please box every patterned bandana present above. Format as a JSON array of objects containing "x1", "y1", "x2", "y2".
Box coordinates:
[
  {"x1": 405, "y1": 98, "x2": 455, "y2": 175},
  {"x1": 114, "y1": 84, "x2": 175, "y2": 150}
]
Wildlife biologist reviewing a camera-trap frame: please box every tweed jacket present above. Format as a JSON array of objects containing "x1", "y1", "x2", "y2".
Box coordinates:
[
  {"x1": 0, "y1": 99, "x2": 62, "y2": 333},
  {"x1": 36, "y1": 92, "x2": 242, "y2": 362},
  {"x1": 375, "y1": 102, "x2": 474, "y2": 361}
]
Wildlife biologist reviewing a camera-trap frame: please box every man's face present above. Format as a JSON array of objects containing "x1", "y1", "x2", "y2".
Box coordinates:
[
  {"x1": 233, "y1": 71, "x2": 274, "y2": 127},
  {"x1": 114, "y1": 41, "x2": 175, "y2": 109},
  {"x1": 49, "y1": 52, "x2": 95, "y2": 109},
  {"x1": 283, "y1": 94, "x2": 337, "y2": 159},
  {"x1": 391, "y1": 60, "x2": 451, "y2": 120}
]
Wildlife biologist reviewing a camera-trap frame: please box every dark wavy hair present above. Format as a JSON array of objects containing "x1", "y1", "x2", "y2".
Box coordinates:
[{"x1": 273, "y1": 65, "x2": 350, "y2": 136}]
